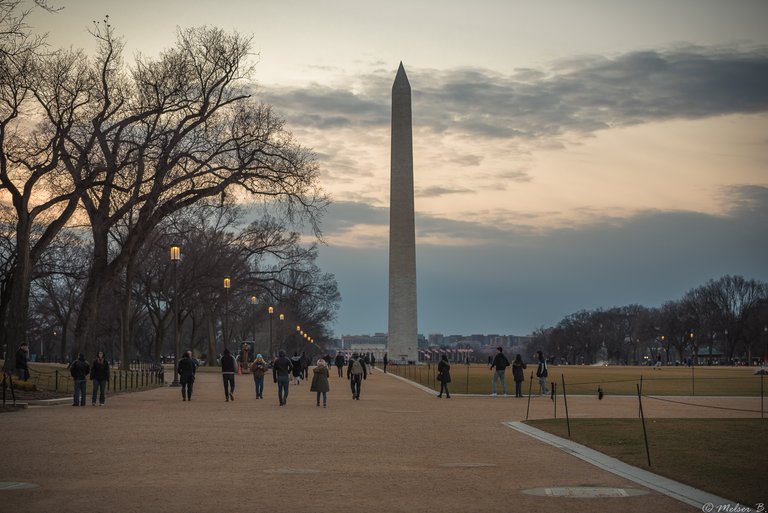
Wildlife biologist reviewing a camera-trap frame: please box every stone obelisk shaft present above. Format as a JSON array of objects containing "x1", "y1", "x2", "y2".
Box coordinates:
[{"x1": 388, "y1": 63, "x2": 418, "y2": 363}]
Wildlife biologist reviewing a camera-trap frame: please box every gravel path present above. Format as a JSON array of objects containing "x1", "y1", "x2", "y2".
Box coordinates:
[{"x1": 2, "y1": 368, "x2": 754, "y2": 513}]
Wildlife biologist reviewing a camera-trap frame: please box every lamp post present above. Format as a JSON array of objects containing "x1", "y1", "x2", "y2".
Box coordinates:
[
  {"x1": 170, "y1": 245, "x2": 181, "y2": 387},
  {"x1": 279, "y1": 313, "x2": 285, "y2": 350},
  {"x1": 268, "y1": 306, "x2": 274, "y2": 357},
  {"x1": 223, "y1": 277, "x2": 231, "y2": 351},
  {"x1": 250, "y1": 295, "x2": 257, "y2": 349}
]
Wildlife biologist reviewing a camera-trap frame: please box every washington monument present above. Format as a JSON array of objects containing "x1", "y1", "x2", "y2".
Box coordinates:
[{"x1": 388, "y1": 63, "x2": 418, "y2": 363}]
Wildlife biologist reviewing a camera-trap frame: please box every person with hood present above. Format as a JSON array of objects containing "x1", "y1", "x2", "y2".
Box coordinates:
[
  {"x1": 346, "y1": 352, "x2": 367, "y2": 400},
  {"x1": 90, "y1": 351, "x2": 110, "y2": 406},
  {"x1": 512, "y1": 354, "x2": 527, "y2": 398},
  {"x1": 437, "y1": 354, "x2": 451, "y2": 398},
  {"x1": 177, "y1": 350, "x2": 198, "y2": 401},
  {"x1": 489, "y1": 346, "x2": 510, "y2": 397},
  {"x1": 249, "y1": 354, "x2": 268, "y2": 399},
  {"x1": 311, "y1": 358, "x2": 331, "y2": 407},
  {"x1": 221, "y1": 348, "x2": 237, "y2": 402},
  {"x1": 272, "y1": 350, "x2": 293, "y2": 406},
  {"x1": 70, "y1": 353, "x2": 90, "y2": 406},
  {"x1": 334, "y1": 352, "x2": 346, "y2": 378}
]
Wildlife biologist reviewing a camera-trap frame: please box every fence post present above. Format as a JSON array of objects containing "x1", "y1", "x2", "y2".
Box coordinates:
[
  {"x1": 465, "y1": 362, "x2": 469, "y2": 395},
  {"x1": 561, "y1": 375, "x2": 571, "y2": 438},
  {"x1": 55, "y1": 370, "x2": 59, "y2": 392},
  {"x1": 552, "y1": 382, "x2": 557, "y2": 419},
  {"x1": 636, "y1": 383, "x2": 652, "y2": 466},
  {"x1": 525, "y1": 372, "x2": 533, "y2": 421}
]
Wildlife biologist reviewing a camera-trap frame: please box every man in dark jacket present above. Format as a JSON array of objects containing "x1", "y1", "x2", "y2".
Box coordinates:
[
  {"x1": 272, "y1": 350, "x2": 293, "y2": 406},
  {"x1": 177, "y1": 350, "x2": 198, "y2": 402},
  {"x1": 90, "y1": 351, "x2": 110, "y2": 406},
  {"x1": 334, "y1": 352, "x2": 345, "y2": 377},
  {"x1": 489, "y1": 346, "x2": 510, "y2": 396},
  {"x1": 347, "y1": 353, "x2": 367, "y2": 400},
  {"x1": 70, "y1": 353, "x2": 90, "y2": 406},
  {"x1": 15, "y1": 342, "x2": 30, "y2": 381},
  {"x1": 221, "y1": 348, "x2": 237, "y2": 402}
]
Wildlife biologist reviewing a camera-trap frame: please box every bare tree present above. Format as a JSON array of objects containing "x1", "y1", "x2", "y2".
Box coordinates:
[
  {"x1": 1, "y1": 1, "x2": 98, "y2": 370},
  {"x1": 66, "y1": 23, "x2": 327, "y2": 360}
]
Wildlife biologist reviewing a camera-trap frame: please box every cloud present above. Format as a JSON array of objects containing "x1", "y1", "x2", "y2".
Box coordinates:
[
  {"x1": 416, "y1": 186, "x2": 474, "y2": 198},
  {"x1": 261, "y1": 46, "x2": 768, "y2": 140},
  {"x1": 318, "y1": 186, "x2": 768, "y2": 335}
]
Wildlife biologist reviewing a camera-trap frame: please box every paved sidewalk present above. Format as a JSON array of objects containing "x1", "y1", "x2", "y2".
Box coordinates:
[{"x1": 0, "y1": 368, "x2": 738, "y2": 513}]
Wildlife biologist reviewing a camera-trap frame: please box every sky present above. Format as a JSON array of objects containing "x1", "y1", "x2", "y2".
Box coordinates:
[{"x1": 30, "y1": 0, "x2": 768, "y2": 337}]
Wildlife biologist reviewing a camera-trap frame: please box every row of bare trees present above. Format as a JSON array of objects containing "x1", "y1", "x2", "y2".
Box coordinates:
[
  {"x1": 1, "y1": 2, "x2": 335, "y2": 370},
  {"x1": 533, "y1": 275, "x2": 768, "y2": 365}
]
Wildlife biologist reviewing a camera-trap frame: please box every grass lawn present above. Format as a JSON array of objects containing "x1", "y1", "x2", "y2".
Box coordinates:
[
  {"x1": 388, "y1": 363, "x2": 765, "y2": 396},
  {"x1": 527, "y1": 418, "x2": 768, "y2": 507},
  {"x1": 1, "y1": 361, "x2": 163, "y2": 396}
]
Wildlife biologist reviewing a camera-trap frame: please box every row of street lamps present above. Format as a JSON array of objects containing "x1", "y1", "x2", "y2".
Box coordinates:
[{"x1": 168, "y1": 245, "x2": 316, "y2": 385}]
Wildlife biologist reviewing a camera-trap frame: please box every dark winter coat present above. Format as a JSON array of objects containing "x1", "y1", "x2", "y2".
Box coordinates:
[
  {"x1": 291, "y1": 355, "x2": 303, "y2": 377},
  {"x1": 220, "y1": 351, "x2": 237, "y2": 373},
  {"x1": 437, "y1": 360, "x2": 451, "y2": 383},
  {"x1": 90, "y1": 359, "x2": 110, "y2": 381},
  {"x1": 311, "y1": 366, "x2": 330, "y2": 393},
  {"x1": 70, "y1": 359, "x2": 90, "y2": 381},
  {"x1": 334, "y1": 354, "x2": 345, "y2": 367},
  {"x1": 15, "y1": 347, "x2": 29, "y2": 371},
  {"x1": 512, "y1": 361, "x2": 526, "y2": 382},
  {"x1": 490, "y1": 352, "x2": 510, "y2": 371},
  {"x1": 177, "y1": 356, "x2": 197, "y2": 383},
  {"x1": 272, "y1": 356, "x2": 293, "y2": 381}
]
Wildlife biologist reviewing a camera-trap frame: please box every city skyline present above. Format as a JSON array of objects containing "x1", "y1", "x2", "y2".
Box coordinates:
[{"x1": 29, "y1": 1, "x2": 768, "y2": 337}]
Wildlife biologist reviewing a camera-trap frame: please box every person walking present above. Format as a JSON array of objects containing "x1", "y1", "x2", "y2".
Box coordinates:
[
  {"x1": 489, "y1": 346, "x2": 510, "y2": 396},
  {"x1": 383, "y1": 353, "x2": 388, "y2": 374},
  {"x1": 536, "y1": 350, "x2": 550, "y2": 397},
  {"x1": 221, "y1": 348, "x2": 237, "y2": 402},
  {"x1": 70, "y1": 353, "x2": 90, "y2": 407},
  {"x1": 512, "y1": 354, "x2": 527, "y2": 398},
  {"x1": 311, "y1": 358, "x2": 331, "y2": 407},
  {"x1": 301, "y1": 352, "x2": 311, "y2": 380},
  {"x1": 334, "y1": 352, "x2": 345, "y2": 378},
  {"x1": 272, "y1": 350, "x2": 293, "y2": 406},
  {"x1": 347, "y1": 352, "x2": 367, "y2": 400},
  {"x1": 291, "y1": 352, "x2": 303, "y2": 385},
  {"x1": 90, "y1": 351, "x2": 110, "y2": 406},
  {"x1": 437, "y1": 354, "x2": 451, "y2": 398},
  {"x1": 177, "y1": 350, "x2": 197, "y2": 401},
  {"x1": 249, "y1": 354, "x2": 268, "y2": 399},
  {"x1": 14, "y1": 342, "x2": 30, "y2": 381}
]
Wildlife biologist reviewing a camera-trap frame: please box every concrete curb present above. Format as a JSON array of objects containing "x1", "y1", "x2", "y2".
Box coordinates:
[{"x1": 504, "y1": 420, "x2": 733, "y2": 509}]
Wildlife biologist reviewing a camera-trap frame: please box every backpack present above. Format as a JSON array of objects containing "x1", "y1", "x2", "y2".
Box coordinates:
[
  {"x1": 537, "y1": 360, "x2": 548, "y2": 378},
  {"x1": 351, "y1": 358, "x2": 364, "y2": 376}
]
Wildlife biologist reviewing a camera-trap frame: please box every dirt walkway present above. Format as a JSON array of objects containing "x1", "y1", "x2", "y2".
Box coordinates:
[{"x1": 1, "y1": 368, "x2": 749, "y2": 513}]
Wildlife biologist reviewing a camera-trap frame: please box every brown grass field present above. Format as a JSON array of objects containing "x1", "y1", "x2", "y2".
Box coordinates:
[
  {"x1": 528, "y1": 418, "x2": 768, "y2": 507},
  {"x1": 388, "y1": 362, "x2": 765, "y2": 396}
]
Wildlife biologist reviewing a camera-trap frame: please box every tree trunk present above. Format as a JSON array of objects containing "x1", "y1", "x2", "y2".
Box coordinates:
[
  {"x1": 207, "y1": 315, "x2": 217, "y2": 366},
  {"x1": 119, "y1": 260, "x2": 136, "y2": 371},
  {"x1": 1, "y1": 218, "x2": 32, "y2": 375}
]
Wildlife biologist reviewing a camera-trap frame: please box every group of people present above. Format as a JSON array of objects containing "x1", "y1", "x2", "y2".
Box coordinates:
[
  {"x1": 51, "y1": 351, "x2": 112, "y2": 407},
  {"x1": 486, "y1": 346, "x2": 549, "y2": 398},
  {"x1": 175, "y1": 350, "x2": 372, "y2": 407}
]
